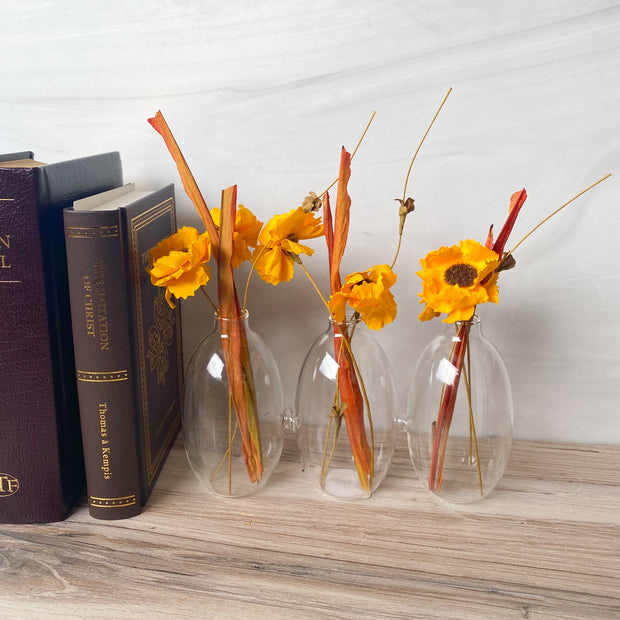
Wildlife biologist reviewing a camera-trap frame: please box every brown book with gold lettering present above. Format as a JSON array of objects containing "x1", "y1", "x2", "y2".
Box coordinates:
[
  {"x1": 63, "y1": 183, "x2": 182, "y2": 520},
  {"x1": 0, "y1": 151, "x2": 123, "y2": 523}
]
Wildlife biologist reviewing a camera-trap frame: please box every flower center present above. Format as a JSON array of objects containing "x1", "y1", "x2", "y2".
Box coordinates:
[{"x1": 444, "y1": 263, "x2": 477, "y2": 287}]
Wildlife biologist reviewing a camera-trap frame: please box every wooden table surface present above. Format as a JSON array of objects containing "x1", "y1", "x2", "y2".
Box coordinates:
[{"x1": 1, "y1": 433, "x2": 618, "y2": 619}]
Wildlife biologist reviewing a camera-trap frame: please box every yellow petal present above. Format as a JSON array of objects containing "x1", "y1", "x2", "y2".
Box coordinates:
[
  {"x1": 334, "y1": 264, "x2": 398, "y2": 330},
  {"x1": 328, "y1": 292, "x2": 347, "y2": 323},
  {"x1": 419, "y1": 304, "x2": 440, "y2": 322},
  {"x1": 259, "y1": 207, "x2": 322, "y2": 246},
  {"x1": 254, "y1": 246, "x2": 295, "y2": 285},
  {"x1": 236, "y1": 204, "x2": 263, "y2": 246},
  {"x1": 211, "y1": 207, "x2": 221, "y2": 227},
  {"x1": 281, "y1": 238, "x2": 315, "y2": 257},
  {"x1": 150, "y1": 227, "x2": 200, "y2": 262},
  {"x1": 165, "y1": 264, "x2": 210, "y2": 300}
]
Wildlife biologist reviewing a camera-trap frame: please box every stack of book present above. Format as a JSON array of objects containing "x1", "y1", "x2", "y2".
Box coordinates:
[{"x1": 0, "y1": 151, "x2": 183, "y2": 523}]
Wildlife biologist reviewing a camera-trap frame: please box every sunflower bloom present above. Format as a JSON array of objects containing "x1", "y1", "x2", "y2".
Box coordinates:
[
  {"x1": 417, "y1": 239, "x2": 501, "y2": 323},
  {"x1": 329, "y1": 264, "x2": 397, "y2": 330},
  {"x1": 147, "y1": 226, "x2": 211, "y2": 308},
  {"x1": 253, "y1": 207, "x2": 323, "y2": 285},
  {"x1": 211, "y1": 204, "x2": 263, "y2": 268}
]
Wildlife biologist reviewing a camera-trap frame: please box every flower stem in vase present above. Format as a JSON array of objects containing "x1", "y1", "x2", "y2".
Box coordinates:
[
  {"x1": 298, "y1": 259, "x2": 376, "y2": 491},
  {"x1": 320, "y1": 401, "x2": 343, "y2": 485},
  {"x1": 429, "y1": 321, "x2": 469, "y2": 491},
  {"x1": 461, "y1": 336, "x2": 483, "y2": 496},
  {"x1": 218, "y1": 187, "x2": 264, "y2": 484},
  {"x1": 332, "y1": 321, "x2": 374, "y2": 490},
  {"x1": 209, "y1": 394, "x2": 238, "y2": 494},
  {"x1": 342, "y1": 325, "x2": 375, "y2": 474},
  {"x1": 229, "y1": 392, "x2": 233, "y2": 495}
]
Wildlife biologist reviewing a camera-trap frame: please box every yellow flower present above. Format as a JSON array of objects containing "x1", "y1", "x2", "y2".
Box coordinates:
[
  {"x1": 147, "y1": 226, "x2": 211, "y2": 308},
  {"x1": 253, "y1": 207, "x2": 323, "y2": 285},
  {"x1": 329, "y1": 264, "x2": 397, "y2": 330},
  {"x1": 417, "y1": 239, "x2": 501, "y2": 323},
  {"x1": 211, "y1": 204, "x2": 263, "y2": 268}
]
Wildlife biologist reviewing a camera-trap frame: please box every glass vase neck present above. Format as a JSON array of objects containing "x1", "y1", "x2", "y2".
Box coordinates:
[
  {"x1": 328, "y1": 312, "x2": 362, "y2": 328},
  {"x1": 442, "y1": 315, "x2": 483, "y2": 342},
  {"x1": 447, "y1": 314, "x2": 482, "y2": 333},
  {"x1": 214, "y1": 308, "x2": 250, "y2": 323},
  {"x1": 456, "y1": 314, "x2": 480, "y2": 327}
]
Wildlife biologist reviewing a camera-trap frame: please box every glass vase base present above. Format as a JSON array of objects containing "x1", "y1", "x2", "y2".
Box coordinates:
[
  {"x1": 406, "y1": 316, "x2": 513, "y2": 505},
  {"x1": 409, "y1": 433, "x2": 512, "y2": 504},
  {"x1": 183, "y1": 312, "x2": 284, "y2": 499},
  {"x1": 187, "y1": 454, "x2": 275, "y2": 499},
  {"x1": 321, "y1": 468, "x2": 371, "y2": 500},
  {"x1": 296, "y1": 315, "x2": 397, "y2": 501}
]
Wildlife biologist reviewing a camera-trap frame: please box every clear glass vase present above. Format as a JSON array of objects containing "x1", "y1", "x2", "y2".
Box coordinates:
[
  {"x1": 183, "y1": 311, "x2": 284, "y2": 497},
  {"x1": 295, "y1": 314, "x2": 397, "y2": 499},
  {"x1": 405, "y1": 316, "x2": 513, "y2": 503}
]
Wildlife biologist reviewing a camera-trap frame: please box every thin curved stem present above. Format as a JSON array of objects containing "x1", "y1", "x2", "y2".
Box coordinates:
[
  {"x1": 430, "y1": 337, "x2": 456, "y2": 490},
  {"x1": 390, "y1": 234, "x2": 403, "y2": 270},
  {"x1": 228, "y1": 391, "x2": 233, "y2": 495},
  {"x1": 351, "y1": 112, "x2": 376, "y2": 160},
  {"x1": 401, "y1": 87, "x2": 452, "y2": 203},
  {"x1": 200, "y1": 286, "x2": 218, "y2": 312},
  {"x1": 505, "y1": 173, "x2": 611, "y2": 257},
  {"x1": 390, "y1": 88, "x2": 452, "y2": 270},
  {"x1": 321, "y1": 332, "x2": 348, "y2": 485},
  {"x1": 461, "y1": 341, "x2": 483, "y2": 496},
  {"x1": 321, "y1": 350, "x2": 347, "y2": 484},
  {"x1": 318, "y1": 111, "x2": 376, "y2": 199},
  {"x1": 242, "y1": 242, "x2": 271, "y2": 313},
  {"x1": 297, "y1": 260, "x2": 332, "y2": 313},
  {"x1": 320, "y1": 414, "x2": 335, "y2": 483},
  {"x1": 210, "y1": 417, "x2": 240, "y2": 486},
  {"x1": 321, "y1": 408, "x2": 343, "y2": 486}
]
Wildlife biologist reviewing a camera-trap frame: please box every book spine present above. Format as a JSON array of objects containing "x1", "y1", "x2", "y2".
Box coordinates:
[
  {"x1": 64, "y1": 208, "x2": 141, "y2": 519},
  {"x1": 0, "y1": 167, "x2": 69, "y2": 523},
  {"x1": 35, "y1": 167, "x2": 86, "y2": 517}
]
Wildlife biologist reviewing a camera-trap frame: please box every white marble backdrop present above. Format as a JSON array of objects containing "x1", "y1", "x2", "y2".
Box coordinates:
[{"x1": 2, "y1": 0, "x2": 619, "y2": 443}]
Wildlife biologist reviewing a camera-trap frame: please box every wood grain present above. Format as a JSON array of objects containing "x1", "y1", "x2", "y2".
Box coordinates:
[{"x1": 1, "y1": 433, "x2": 618, "y2": 619}]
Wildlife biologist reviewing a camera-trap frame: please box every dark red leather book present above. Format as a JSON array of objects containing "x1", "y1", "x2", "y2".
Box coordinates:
[
  {"x1": 0, "y1": 151, "x2": 123, "y2": 523},
  {"x1": 64, "y1": 184, "x2": 182, "y2": 520}
]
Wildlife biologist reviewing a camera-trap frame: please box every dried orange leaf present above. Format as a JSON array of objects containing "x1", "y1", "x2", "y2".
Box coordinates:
[
  {"x1": 335, "y1": 334, "x2": 372, "y2": 491},
  {"x1": 485, "y1": 224, "x2": 494, "y2": 249},
  {"x1": 330, "y1": 148, "x2": 351, "y2": 294},
  {"x1": 492, "y1": 188, "x2": 527, "y2": 257},
  {"x1": 218, "y1": 186, "x2": 263, "y2": 482},
  {"x1": 323, "y1": 191, "x2": 337, "y2": 292},
  {"x1": 218, "y1": 186, "x2": 239, "y2": 318},
  {"x1": 148, "y1": 111, "x2": 220, "y2": 255}
]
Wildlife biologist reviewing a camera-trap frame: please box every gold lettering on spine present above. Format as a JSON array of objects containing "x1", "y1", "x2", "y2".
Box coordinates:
[
  {"x1": 83, "y1": 276, "x2": 95, "y2": 338},
  {"x1": 0, "y1": 234, "x2": 10, "y2": 268},
  {"x1": 141, "y1": 248, "x2": 151, "y2": 267},
  {"x1": 99, "y1": 402, "x2": 111, "y2": 480},
  {"x1": 93, "y1": 260, "x2": 109, "y2": 351},
  {"x1": 0, "y1": 473, "x2": 19, "y2": 497}
]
